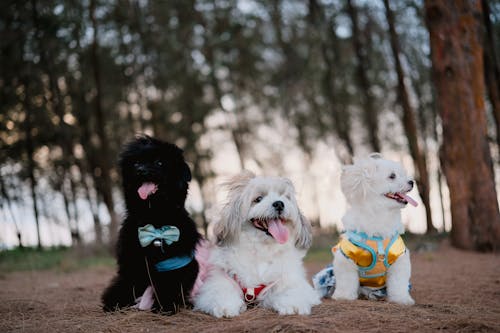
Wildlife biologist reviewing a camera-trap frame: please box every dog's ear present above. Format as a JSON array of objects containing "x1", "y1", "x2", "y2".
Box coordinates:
[
  {"x1": 341, "y1": 157, "x2": 377, "y2": 202},
  {"x1": 295, "y1": 210, "x2": 312, "y2": 250},
  {"x1": 214, "y1": 171, "x2": 255, "y2": 246}
]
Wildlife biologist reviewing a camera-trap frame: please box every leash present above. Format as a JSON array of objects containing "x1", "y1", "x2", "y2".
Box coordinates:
[{"x1": 144, "y1": 256, "x2": 164, "y2": 311}]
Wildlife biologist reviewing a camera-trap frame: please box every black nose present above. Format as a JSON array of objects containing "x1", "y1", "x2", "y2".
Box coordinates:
[
  {"x1": 272, "y1": 201, "x2": 284, "y2": 212},
  {"x1": 136, "y1": 164, "x2": 148, "y2": 176},
  {"x1": 408, "y1": 180, "x2": 414, "y2": 187}
]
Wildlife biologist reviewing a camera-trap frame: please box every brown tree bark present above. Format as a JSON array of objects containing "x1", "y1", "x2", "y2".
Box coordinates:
[
  {"x1": 89, "y1": 0, "x2": 119, "y2": 245},
  {"x1": 383, "y1": 0, "x2": 435, "y2": 234},
  {"x1": 482, "y1": 0, "x2": 500, "y2": 150},
  {"x1": 425, "y1": 0, "x2": 500, "y2": 251},
  {"x1": 346, "y1": 0, "x2": 381, "y2": 152}
]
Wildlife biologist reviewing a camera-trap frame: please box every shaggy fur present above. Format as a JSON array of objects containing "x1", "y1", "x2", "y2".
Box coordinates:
[
  {"x1": 333, "y1": 153, "x2": 415, "y2": 305},
  {"x1": 193, "y1": 172, "x2": 320, "y2": 317},
  {"x1": 101, "y1": 136, "x2": 200, "y2": 313}
]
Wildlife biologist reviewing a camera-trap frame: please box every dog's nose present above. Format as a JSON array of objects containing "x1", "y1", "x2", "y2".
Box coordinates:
[
  {"x1": 273, "y1": 201, "x2": 284, "y2": 212},
  {"x1": 408, "y1": 180, "x2": 414, "y2": 188},
  {"x1": 136, "y1": 164, "x2": 148, "y2": 176}
]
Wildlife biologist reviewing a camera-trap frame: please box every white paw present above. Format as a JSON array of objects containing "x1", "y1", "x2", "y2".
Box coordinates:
[
  {"x1": 332, "y1": 290, "x2": 358, "y2": 301},
  {"x1": 210, "y1": 302, "x2": 246, "y2": 318},
  {"x1": 265, "y1": 294, "x2": 315, "y2": 315},
  {"x1": 388, "y1": 294, "x2": 415, "y2": 306},
  {"x1": 276, "y1": 302, "x2": 312, "y2": 315}
]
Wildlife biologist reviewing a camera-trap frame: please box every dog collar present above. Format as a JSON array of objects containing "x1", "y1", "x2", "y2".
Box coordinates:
[
  {"x1": 242, "y1": 285, "x2": 267, "y2": 302},
  {"x1": 233, "y1": 275, "x2": 267, "y2": 302},
  {"x1": 154, "y1": 252, "x2": 194, "y2": 272}
]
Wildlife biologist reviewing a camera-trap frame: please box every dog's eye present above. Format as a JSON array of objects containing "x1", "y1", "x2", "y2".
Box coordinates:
[
  {"x1": 389, "y1": 172, "x2": 396, "y2": 180},
  {"x1": 155, "y1": 160, "x2": 163, "y2": 167},
  {"x1": 253, "y1": 196, "x2": 263, "y2": 203}
]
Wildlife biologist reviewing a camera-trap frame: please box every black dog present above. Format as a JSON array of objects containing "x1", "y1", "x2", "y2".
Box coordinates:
[{"x1": 102, "y1": 136, "x2": 200, "y2": 313}]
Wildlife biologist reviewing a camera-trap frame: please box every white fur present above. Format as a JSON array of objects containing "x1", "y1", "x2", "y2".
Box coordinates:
[
  {"x1": 333, "y1": 153, "x2": 415, "y2": 305},
  {"x1": 193, "y1": 172, "x2": 320, "y2": 317}
]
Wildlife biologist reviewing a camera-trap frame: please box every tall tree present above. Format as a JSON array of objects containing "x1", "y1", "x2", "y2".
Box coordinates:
[
  {"x1": 383, "y1": 0, "x2": 435, "y2": 233},
  {"x1": 482, "y1": 0, "x2": 500, "y2": 150},
  {"x1": 309, "y1": 0, "x2": 354, "y2": 162},
  {"x1": 23, "y1": 90, "x2": 42, "y2": 249},
  {"x1": 89, "y1": 0, "x2": 119, "y2": 244},
  {"x1": 346, "y1": 0, "x2": 381, "y2": 152},
  {"x1": 425, "y1": 0, "x2": 500, "y2": 251}
]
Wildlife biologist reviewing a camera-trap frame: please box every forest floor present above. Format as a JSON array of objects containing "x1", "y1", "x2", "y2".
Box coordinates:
[{"x1": 1, "y1": 238, "x2": 499, "y2": 333}]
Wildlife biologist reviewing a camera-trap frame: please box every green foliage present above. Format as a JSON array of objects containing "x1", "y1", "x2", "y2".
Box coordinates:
[{"x1": 0, "y1": 247, "x2": 114, "y2": 273}]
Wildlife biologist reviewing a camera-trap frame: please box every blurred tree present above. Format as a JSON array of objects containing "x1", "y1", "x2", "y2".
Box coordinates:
[
  {"x1": 346, "y1": 0, "x2": 381, "y2": 152},
  {"x1": 4, "y1": 0, "x2": 500, "y2": 249},
  {"x1": 426, "y1": 0, "x2": 500, "y2": 251},
  {"x1": 482, "y1": 0, "x2": 500, "y2": 150},
  {"x1": 383, "y1": 0, "x2": 435, "y2": 234},
  {"x1": 89, "y1": 0, "x2": 119, "y2": 245}
]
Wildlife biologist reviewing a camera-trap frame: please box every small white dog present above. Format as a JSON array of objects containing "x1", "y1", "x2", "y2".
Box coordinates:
[
  {"x1": 193, "y1": 172, "x2": 320, "y2": 317},
  {"x1": 332, "y1": 153, "x2": 417, "y2": 305}
]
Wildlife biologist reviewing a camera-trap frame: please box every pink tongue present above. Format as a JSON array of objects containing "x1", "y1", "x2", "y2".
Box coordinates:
[
  {"x1": 267, "y1": 219, "x2": 289, "y2": 244},
  {"x1": 400, "y1": 193, "x2": 418, "y2": 207},
  {"x1": 138, "y1": 182, "x2": 157, "y2": 200}
]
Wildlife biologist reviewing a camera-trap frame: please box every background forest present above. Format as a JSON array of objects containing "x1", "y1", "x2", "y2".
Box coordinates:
[{"x1": 1, "y1": 0, "x2": 499, "y2": 252}]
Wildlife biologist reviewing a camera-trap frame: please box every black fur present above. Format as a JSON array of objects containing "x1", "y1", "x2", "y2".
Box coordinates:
[{"x1": 101, "y1": 135, "x2": 200, "y2": 313}]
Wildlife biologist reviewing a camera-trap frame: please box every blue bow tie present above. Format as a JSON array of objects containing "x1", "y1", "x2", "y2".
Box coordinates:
[{"x1": 138, "y1": 224, "x2": 180, "y2": 248}]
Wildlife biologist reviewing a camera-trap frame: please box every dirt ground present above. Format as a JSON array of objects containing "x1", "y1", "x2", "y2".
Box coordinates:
[{"x1": 1, "y1": 241, "x2": 499, "y2": 333}]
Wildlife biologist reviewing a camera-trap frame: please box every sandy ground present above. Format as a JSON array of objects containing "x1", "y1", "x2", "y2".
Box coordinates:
[{"x1": 1, "y1": 241, "x2": 499, "y2": 333}]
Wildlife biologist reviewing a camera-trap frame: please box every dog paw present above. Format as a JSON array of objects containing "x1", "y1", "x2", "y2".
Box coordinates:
[
  {"x1": 265, "y1": 294, "x2": 315, "y2": 315},
  {"x1": 210, "y1": 303, "x2": 246, "y2": 318},
  {"x1": 332, "y1": 291, "x2": 358, "y2": 301},
  {"x1": 388, "y1": 295, "x2": 415, "y2": 306},
  {"x1": 276, "y1": 303, "x2": 312, "y2": 315}
]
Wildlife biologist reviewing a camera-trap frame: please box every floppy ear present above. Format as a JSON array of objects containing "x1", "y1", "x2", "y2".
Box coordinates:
[
  {"x1": 341, "y1": 157, "x2": 376, "y2": 202},
  {"x1": 214, "y1": 171, "x2": 255, "y2": 246},
  {"x1": 295, "y1": 211, "x2": 312, "y2": 249}
]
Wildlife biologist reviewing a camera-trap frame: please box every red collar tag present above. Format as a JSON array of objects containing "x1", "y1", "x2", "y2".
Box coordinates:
[
  {"x1": 242, "y1": 285, "x2": 266, "y2": 302},
  {"x1": 234, "y1": 274, "x2": 267, "y2": 302}
]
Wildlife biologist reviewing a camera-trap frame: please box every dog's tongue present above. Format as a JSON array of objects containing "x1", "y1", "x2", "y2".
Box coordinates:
[
  {"x1": 138, "y1": 182, "x2": 157, "y2": 200},
  {"x1": 400, "y1": 193, "x2": 418, "y2": 207},
  {"x1": 268, "y1": 219, "x2": 289, "y2": 244}
]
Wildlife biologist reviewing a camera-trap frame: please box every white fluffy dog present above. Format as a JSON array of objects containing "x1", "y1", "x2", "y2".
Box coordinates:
[
  {"x1": 332, "y1": 153, "x2": 417, "y2": 305},
  {"x1": 193, "y1": 172, "x2": 320, "y2": 317}
]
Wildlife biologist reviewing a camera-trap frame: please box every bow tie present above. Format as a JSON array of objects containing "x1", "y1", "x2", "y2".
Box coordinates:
[{"x1": 138, "y1": 224, "x2": 180, "y2": 248}]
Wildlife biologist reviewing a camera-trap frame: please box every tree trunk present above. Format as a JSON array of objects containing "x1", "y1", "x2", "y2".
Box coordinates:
[
  {"x1": 482, "y1": 0, "x2": 500, "y2": 150},
  {"x1": 437, "y1": 167, "x2": 447, "y2": 232},
  {"x1": 0, "y1": 175, "x2": 23, "y2": 247},
  {"x1": 346, "y1": 0, "x2": 381, "y2": 152},
  {"x1": 89, "y1": 0, "x2": 119, "y2": 245},
  {"x1": 425, "y1": 0, "x2": 500, "y2": 251},
  {"x1": 203, "y1": 34, "x2": 246, "y2": 170},
  {"x1": 310, "y1": 0, "x2": 354, "y2": 161},
  {"x1": 24, "y1": 106, "x2": 42, "y2": 249},
  {"x1": 383, "y1": 0, "x2": 435, "y2": 233}
]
